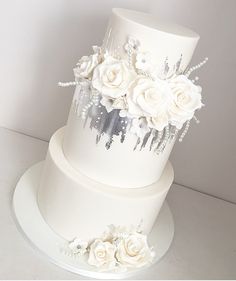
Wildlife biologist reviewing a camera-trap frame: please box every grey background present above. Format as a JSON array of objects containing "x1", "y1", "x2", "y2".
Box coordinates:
[{"x1": 0, "y1": 0, "x2": 235, "y2": 202}]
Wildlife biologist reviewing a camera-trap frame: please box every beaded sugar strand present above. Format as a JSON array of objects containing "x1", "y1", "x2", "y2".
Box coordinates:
[
  {"x1": 179, "y1": 120, "x2": 191, "y2": 142},
  {"x1": 185, "y1": 57, "x2": 208, "y2": 78},
  {"x1": 81, "y1": 90, "x2": 100, "y2": 120},
  {"x1": 58, "y1": 81, "x2": 78, "y2": 87}
]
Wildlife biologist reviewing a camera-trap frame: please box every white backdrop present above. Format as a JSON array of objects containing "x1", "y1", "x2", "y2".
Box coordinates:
[{"x1": 0, "y1": 0, "x2": 235, "y2": 202}]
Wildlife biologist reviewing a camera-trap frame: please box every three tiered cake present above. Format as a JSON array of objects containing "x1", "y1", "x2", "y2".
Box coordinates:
[{"x1": 14, "y1": 8, "x2": 206, "y2": 276}]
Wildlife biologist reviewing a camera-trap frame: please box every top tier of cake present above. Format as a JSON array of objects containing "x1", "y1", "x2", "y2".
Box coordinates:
[
  {"x1": 103, "y1": 8, "x2": 199, "y2": 73},
  {"x1": 62, "y1": 8, "x2": 201, "y2": 188}
]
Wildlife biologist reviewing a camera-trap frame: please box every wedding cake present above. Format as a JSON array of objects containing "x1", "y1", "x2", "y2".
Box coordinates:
[{"x1": 36, "y1": 8, "x2": 206, "y2": 272}]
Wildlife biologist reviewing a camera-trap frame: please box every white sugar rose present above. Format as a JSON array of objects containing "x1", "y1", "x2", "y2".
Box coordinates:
[
  {"x1": 88, "y1": 239, "x2": 117, "y2": 270},
  {"x1": 147, "y1": 112, "x2": 169, "y2": 131},
  {"x1": 74, "y1": 53, "x2": 100, "y2": 79},
  {"x1": 92, "y1": 56, "x2": 135, "y2": 99},
  {"x1": 116, "y1": 233, "x2": 154, "y2": 268},
  {"x1": 168, "y1": 75, "x2": 203, "y2": 129},
  {"x1": 126, "y1": 77, "x2": 171, "y2": 117}
]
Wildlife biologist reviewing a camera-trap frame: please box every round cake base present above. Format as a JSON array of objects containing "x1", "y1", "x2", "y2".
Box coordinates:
[{"x1": 13, "y1": 162, "x2": 174, "y2": 279}]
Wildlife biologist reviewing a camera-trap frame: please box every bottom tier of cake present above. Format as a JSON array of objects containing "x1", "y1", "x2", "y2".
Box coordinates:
[{"x1": 37, "y1": 127, "x2": 174, "y2": 241}]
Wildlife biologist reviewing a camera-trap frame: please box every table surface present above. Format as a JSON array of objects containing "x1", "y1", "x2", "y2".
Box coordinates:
[{"x1": 0, "y1": 127, "x2": 236, "y2": 280}]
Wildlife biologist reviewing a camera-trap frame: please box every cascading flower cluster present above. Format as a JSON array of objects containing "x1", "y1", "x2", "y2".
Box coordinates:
[
  {"x1": 58, "y1": 36, "x2": 208, "y2": 150},
  {"x1": 73, "y1": 38, "x2": 204, "y2": 136}
]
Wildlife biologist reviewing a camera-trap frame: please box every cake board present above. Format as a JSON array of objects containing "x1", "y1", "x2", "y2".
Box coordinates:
[{"x1": 12, "y1": 162, "x2": 175, "y2": 279}]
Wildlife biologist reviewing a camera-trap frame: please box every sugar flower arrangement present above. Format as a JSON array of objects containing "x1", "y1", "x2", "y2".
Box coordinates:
[
  {"x1": 61, "y1": 224, "x2": 155, "y2": 272},
  {"x1": 59, "y1": 36, "x2": 208, "y2": 149}
]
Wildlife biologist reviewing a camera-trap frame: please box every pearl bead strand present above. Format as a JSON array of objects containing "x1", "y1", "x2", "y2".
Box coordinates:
[
  {"x1": 81, "y1": 89, "x2": 101, "y2": 120},
  {"x1": 91, "y1": 90, "x2": 100, "y2": 106},
  {"x1": 81, "y1": 100, "x2": 93, "y2": 120},
  {"x1": 128, "y1": 47, "x2": 133, "y2": 68},
  {"x1": 185, "y1": 57, "x2": 208, "y2": 78},
  {"x1": 58, "y1": 81, "x2": 78, "y2": 87},
  {"x1": 179, "y1": 120, "x2": 191, "y2": 142},
  {"x1": 170, "y1": 125, "x2": 178, "y2": 140}
]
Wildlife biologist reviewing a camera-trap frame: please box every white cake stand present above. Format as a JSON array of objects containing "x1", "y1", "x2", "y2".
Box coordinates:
[{"x1": 13, "y1": 162, "x2": 174, "y2": 279}]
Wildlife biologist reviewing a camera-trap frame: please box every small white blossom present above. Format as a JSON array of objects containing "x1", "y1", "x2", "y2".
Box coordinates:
[
  {"x1": 135, "y1": 52, "x2": 152, "y2": 72},
  {"x1": 68, "y1": 238, "x2": 88, "y2": 255},
  {"x1": 124, "y1": 36, "x2": 140, "y2": 53}
]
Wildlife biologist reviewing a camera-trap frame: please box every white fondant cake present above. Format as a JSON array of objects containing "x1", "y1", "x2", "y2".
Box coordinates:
[
  {"x1": 35, "y1": 8, "x2": 206, "y2": 273},
  {"x1": 38, "y1": 127, "x2": 173, "y2": 241}
]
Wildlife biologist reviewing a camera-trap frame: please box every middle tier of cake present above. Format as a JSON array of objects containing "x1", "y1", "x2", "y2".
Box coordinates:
[{"x1": 37, "y1": 127, "x2": 174, "y2": 241}]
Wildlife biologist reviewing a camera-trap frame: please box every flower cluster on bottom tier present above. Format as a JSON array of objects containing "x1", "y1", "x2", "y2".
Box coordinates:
[{"x1": 60, "y1": 224, "x2": 155, "y2": 272}]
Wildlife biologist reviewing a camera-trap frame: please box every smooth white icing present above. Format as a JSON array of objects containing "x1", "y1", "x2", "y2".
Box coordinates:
[
  {"x1": 62, "y1": 9, "x2": 199, "y2": 188},
  {"x1": 38, "y1": 127, "x2": 174, "y2": 241}
]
